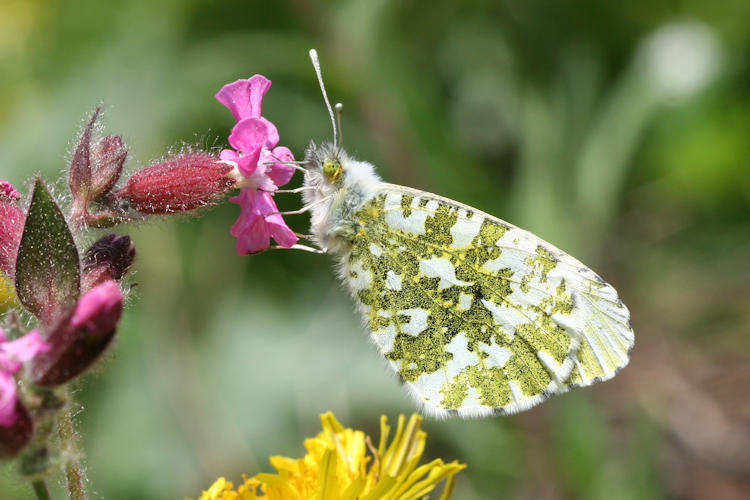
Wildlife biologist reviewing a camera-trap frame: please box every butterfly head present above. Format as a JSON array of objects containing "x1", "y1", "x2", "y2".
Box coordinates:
[
  {"x1": 322, "y1": 157, "x2": 343, "y2": 183},
  {"x1": 303, "y1": 141, "x2": 345, "y2": 189},
  {"x1": 314, "y1": 142, "x2": 344, "y2": 184}
]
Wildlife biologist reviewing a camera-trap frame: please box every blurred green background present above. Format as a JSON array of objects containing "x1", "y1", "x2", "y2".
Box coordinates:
[{"x1": 2, "y1": 0, "x2": 749, "y2": 498}]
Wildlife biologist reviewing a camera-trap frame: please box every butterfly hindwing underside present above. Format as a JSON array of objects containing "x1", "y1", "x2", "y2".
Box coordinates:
[{"x1": 342, "y1": 184, "x2": 634, "y2": 417}]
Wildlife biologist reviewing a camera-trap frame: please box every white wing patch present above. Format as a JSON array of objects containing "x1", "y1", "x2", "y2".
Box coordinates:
[
  {"x1": 385, "y1": 270, "x2": 402, "y2": 290},
  {"x1": 450, "y1": 215, "x2": 482, "y2": 249},
  {"x1": 419, "y1": 256, "x2": 473, "y2": 290}
]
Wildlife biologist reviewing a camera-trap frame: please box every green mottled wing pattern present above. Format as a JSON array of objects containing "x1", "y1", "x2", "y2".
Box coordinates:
[{"x1": 342, "y1": 184, "x2": 634, "y2": 417}]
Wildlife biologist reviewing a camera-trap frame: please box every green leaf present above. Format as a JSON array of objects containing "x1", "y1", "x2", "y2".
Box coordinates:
[{"x1": 15, "y1": 177, "x2": 80, "y2": 325}]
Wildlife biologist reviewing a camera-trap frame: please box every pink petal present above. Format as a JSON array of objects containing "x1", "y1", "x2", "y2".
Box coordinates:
[
  {"x1": 219, "y1": 149, "x2": 240, "y2": 162},
  {"x1": 229, "y1": 190, "x2": 298, "y2": 254},
  {"x1": 229, "y1": 190, "x2": 270, "y2": 254},
  {"x1": 0, "y1": 330, "x2": 49, "y2": 374},
  {"x1": 221, "y1": 148, "x2": 269, "y2": 181},
  {"x1": 70, "y1": 281, "x2": 124, "y2": 334},
  {"x1": 228, "y1": 117, "x2": 279, "y2": 151},
  {"x1": 228, "y1": 118, "x2": 271, "y2": 155},
  {"x1": 253, "y1": 192, "x2": 298, "y2": 248},
  {"x1": 259, "y1": 117, "x2": 279, "y2": 148},
  {"x1": 215, "y1": 75, "x2": 271, "y2": 121},
  {"x1": 0, "y1": 373, "x2": 17, "y2": 427},
  {"x1": 243, "y1": 162, "x2": 277, "y2": 193},
  {"x1": 262, "y1": 146, "x2": 296, "y2": 188},
  {"x1": 229, "y1": 190, "x2": 254, "y2": 238},
  {"x1": 266, "y1": 213, "x2": 299, "y2": 248},
  {"x1": 237, "y1": 213, "x2": 270, "y2": 255}
]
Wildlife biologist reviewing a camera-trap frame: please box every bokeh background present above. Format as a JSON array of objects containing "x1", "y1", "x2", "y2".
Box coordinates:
[{"x1": 2, "y1": 0, "x2": 749, "y2": 498}]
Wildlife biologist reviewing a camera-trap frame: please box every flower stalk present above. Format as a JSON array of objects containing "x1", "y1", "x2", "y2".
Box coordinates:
[
  {"x1": 31, "y1": 479, "x2": 52, "y2": 500},
  {"x1": 58, "y1": 389, "x2": 87, "y2": 500}
]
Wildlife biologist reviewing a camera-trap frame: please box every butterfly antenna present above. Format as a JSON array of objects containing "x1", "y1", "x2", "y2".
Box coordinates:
[
  {"x1": 309, "y1": 49, "x2": 338, "y2": 147},
  {"x1": 335, "y1": 102, "x2": 344, "y2": 149}
]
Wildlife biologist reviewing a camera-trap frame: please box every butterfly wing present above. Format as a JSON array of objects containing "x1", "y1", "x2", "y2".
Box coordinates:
[{"x1": 341, "y1": 183, "x2": 634, "y2": 417}]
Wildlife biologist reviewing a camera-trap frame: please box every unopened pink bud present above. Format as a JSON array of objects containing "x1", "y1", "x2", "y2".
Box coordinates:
[
  {"x1": 70, "y1": 280, "x2": 122, "y2": 333},
  {"x1": 0, "y1": 399, "x2": 32, "y2": 458},
  {"x1": 82, "y1": 234, "x2": 135, "y2": 292},
  {"x1": 31, "y1": 281, "x2": 124, "y2": 386},
  {"x1": 115, "y1": 153, "x2": 236, "y2": 214},
  {"x1": 90, "y1": 135, "x2": 127, "y2": 199},
  {"x1": 0, "y1": 181, "x2": 25, "y2": 278}
]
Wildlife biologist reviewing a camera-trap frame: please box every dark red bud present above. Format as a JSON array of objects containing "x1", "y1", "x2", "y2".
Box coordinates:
[
  {"x1": 31, "y1": 281, "x2": 124, "y2": 386},
  {"x1": 90, "y1": 135, "x2": 127, "y2": 199},
  {"x1": 0, "y1": 401, "x2": 33, "y2": 459},
  {"x1": 0, "y1": 183, "x2": 25, "y2": 279},
  {"x1": 82, "y1": 234, "x2": 136, "y2": 292},
  {"x1": 69, "y1": 108, "x2": 100, "y2": 200},
  {"x1": 114, "y1": 153, "x2": 236, "y2": 214}
]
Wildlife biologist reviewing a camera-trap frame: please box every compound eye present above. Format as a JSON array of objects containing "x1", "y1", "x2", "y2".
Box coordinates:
[{"x1": 322, "y1": 158, "x2": 343, "y2": 182}]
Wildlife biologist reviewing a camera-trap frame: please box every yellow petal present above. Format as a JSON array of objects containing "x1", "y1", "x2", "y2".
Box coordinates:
[
  {"x1": 199, "y1": 477, "x2": 230, "y2": 500},
  {"x1": 360, "y1": 475, "x2": 398, "y2": 500},
  {"x1": 340, "y1": 477, "x2": 366, "y2": 500},
  {"x1": 377, "y1": 414, "x2": 391, "y2": 459},
  {"x1": 384, "y1": 414, "x2": 422, "y2": 477},
  {"x1": 439, "y1": 467, "x2": 463, "y2": 500},
  {"x1": 316, "y1": 447, "x2": 340, "y2": 500}
]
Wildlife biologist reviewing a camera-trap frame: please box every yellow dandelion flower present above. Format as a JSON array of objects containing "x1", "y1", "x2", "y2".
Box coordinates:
[{"x1": 193, "y1": 413, "x2": 466, "y2": 500}]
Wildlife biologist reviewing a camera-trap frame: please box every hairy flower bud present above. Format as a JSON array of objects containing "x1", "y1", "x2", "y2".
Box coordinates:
[
  {"x1": 68, "y1": 110, "x2": 127, "y2": 228},
  {"x1": 69, "y1": 108, "x2": 99, "y2": 201},
  {"x1": 0, "y1": 400, "x2": 32, "y2": 458},
  {"x1": 0, "y1": 181, "x2": 24, "y2": 278},
  {"x1": 114, "y1": 153, "x2": 237, "y2": 214},
  {"x1": 31, "y1": 281, "x2": 124, "y2": 386},
  {"x1": 82, "y1": 234, "x2": 136, "y2": 292},
  {"x1": 90, "y1": 135, "x2": 127, "y2": 200}
]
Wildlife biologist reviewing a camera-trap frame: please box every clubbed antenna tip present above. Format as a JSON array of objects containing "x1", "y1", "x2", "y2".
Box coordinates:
[{"x1": 309, "y1": 49, "x2": 338, "y2": 147}]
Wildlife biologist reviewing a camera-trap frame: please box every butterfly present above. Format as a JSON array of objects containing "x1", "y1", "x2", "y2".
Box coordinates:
[{"x1": 297, "y1": 50, "x2": 634, "y2": 417}]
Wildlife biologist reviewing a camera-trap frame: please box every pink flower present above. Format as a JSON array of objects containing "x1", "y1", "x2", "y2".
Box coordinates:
[
  {"x1": 216, "y1": 76, "x2": 298, "y2": 254},
  {"x1": 0, "y1": 328, "x2": 49, "y2": 427}
]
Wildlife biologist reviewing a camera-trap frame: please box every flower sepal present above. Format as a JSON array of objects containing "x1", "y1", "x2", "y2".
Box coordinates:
[
  {"x1": 114, "y1": 153, "x2": 237, "y2": 214},
  {"x1": 15, "y1": 178, "x2": 80, "y2": 327}
]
